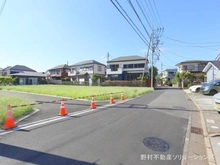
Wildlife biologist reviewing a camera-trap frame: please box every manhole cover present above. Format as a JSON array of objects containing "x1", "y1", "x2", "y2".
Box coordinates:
[{"x1": 143, "y1": 137, "x2": 170, "y2": 152}]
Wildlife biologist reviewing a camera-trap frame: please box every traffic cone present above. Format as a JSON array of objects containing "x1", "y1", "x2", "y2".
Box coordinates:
[
  {"x1": 3, "y1": 105, "x2": 16, "y2": 130},
  {"x1": 121, "y1": 92, "x2": 125, "y2": 100},
  {"x1": 90, "y1": 95, "x2": 96, "y2": 109},
  {"x1": 110, "y1": 93, "x2": 115, "y2": 104},
  {"x1": 59, "y1": 98, "x2": 67, "y2": 116}
]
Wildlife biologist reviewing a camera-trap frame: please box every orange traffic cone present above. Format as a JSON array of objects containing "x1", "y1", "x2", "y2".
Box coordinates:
[
  {"x1": 90, "y1": 95, "x2": 96, "y2": 109},
  {"x1": 59, "y1": 98, "x2": 67, "y2": 116},
  {"x1": 121, "y1": 92, "x2": 125, "y2": 100},
  {"x1": 110, "y1": 93, "x2": 115, "y2": 104},
  {"x1": 3, "y1": 105, "x2": 16, "y2": 130}
]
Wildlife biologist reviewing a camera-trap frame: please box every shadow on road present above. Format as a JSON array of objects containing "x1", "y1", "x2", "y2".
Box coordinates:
[
  {"x1": 107, "y1": 103, "x2": 199, "y2": 112},
  {"x1": 154, "y1": 87, "x2": 182, "y2": 90},
  {"x1": 0, "y1": 143, "x2": 98, "y2": 165}
]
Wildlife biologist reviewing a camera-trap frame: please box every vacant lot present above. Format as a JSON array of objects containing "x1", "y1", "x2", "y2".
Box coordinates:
[
  {"x1": 0, "y1": 94, "x2": 33, "y2": 127},
  {"x1": 1, "y1": 85, "x2": 153, "y2": 100}
]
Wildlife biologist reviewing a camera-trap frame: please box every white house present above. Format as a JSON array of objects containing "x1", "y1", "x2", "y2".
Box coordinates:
[
  {"x1": 106, "y1": 55, "x2": 148, "y2": 80},
  {"x1": 161, "y1": 68, "x2": 177, "y2": 84}
]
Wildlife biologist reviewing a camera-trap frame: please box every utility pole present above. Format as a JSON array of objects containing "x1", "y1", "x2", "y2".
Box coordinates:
[
  {"x1": 161, "y1": 62, "x2": 163, "y2": 72},
  {"x1": 142, "y1": 37, "x2": 151, "y2": 81},
  {"x1": 107, "y1": 52, "x2": 110, "y2": 62},
  {"x1": 151, "y1": 30, "x2": 155, "y2": 88}
]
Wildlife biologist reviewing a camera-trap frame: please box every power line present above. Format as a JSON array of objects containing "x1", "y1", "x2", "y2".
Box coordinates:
[
  {"x1": 127, "y1": 0, "x2": 151, "y2": 38},
  {"x1": 164, "y1": 50, "x2": 194, "y2": 60},
  {"x1": 0, "y1": 0, "x2": 7, "y2": 17},
  {"x1": 142, "y1": 0, "x2": 160, "y2": 28},
  {"x1": 135, "y1": 0, "x2": 153, "y2": 30},
  {"x1": 148, "y1": 0, "x2": 161, "y2": 28},
  {"x1": 114, "y1": 0, "x2": 150, "y2": 46},
  {"x1": 163, "y1": 35, "x2": 220, "y2": 45},
  {"x1": 164, "y1": 42, "x2": 220, "y2": 47},
  {"x1": 110, "y1": 0, "x2": 149, "y2": 46},
  {"x1": 152, "y1": 0, "x2": 163, "y2": 27}
]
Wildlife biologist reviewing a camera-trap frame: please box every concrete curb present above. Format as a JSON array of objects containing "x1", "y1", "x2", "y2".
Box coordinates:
[
  {"x1": 15, "y1": 108, "x2": 40, "y2": 124},
  {"x1": 181, "y1": 93, "x2": 192, "y2": 165}
]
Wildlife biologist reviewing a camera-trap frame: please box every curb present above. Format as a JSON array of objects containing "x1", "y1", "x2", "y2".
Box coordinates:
[{"x1": 181, "y1": 93, "x2": 192, "y2": 165}]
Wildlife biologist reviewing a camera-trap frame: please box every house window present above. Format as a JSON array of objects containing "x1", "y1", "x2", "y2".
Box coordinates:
[
  {"x1": 123, "y1": 64, "x2": 128, "y2": 68},
  {"x1": 134, "y1": 63, "x2": 145, "y2": 68},
  {"x1": 128, "y1": 64, "x2": 133, "y2": 68},
  {"x1": 110, "y1": 64, "x2": 119, "y2": 71},
  {"x1": 97, "y1": 66, "x2": 102, "y2": 71},
  {"x1": 187, "y1": 65, "x2": 194, "y2": 70}
]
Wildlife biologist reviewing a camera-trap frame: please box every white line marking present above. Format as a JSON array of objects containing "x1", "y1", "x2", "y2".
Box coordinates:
[
  {"x1": 210, "y1": 126, "x2": 219, "y2": 129},
  {"x1": 0, "y1": 99, "x2": 133, "y2": 136},
  {"x1": 206, "y1": 119, "x2": 215, "y2": 124}
]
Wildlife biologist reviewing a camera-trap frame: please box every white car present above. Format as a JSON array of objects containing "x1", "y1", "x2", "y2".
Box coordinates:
[
  {"x1": 212, "y1": 92, "x2": 220, "y2": 114},
  {"x1": 189, "y1": 85, "x2": 201, "y2": 93}
]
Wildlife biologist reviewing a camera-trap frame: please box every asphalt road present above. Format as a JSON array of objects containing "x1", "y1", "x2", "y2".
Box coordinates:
[
  {"x1": 0, "y1": 90, "x2": 109, "y2": 125},
  {"x1": 0, "y1": 88, "x2": 190, "y2": 165}
]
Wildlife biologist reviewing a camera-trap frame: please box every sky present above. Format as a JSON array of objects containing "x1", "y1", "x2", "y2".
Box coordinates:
[{"x1": 0, "y1": 0, "x2": 220, "y2": 72}]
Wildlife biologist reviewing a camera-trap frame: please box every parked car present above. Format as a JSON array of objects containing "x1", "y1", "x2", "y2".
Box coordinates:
[
  {"x1": 212, "y1": 92, "x2": 220, "y2": 114},
  {"x1": 189, "y1": 85, "x2": 201, "y2": 93},
  {"x1": 200, "y1": 80, "x2": 220, "y2": 95}
]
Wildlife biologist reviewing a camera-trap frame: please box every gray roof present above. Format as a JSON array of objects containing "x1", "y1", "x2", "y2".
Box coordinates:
[
  {"x1": 2, "y1": 66, "x2": 12, "y2": 71},
  {"x1": 210, "y1": 61, "x2": 220, "y2": 69},
  {"x1": 48, "y1": 64, "x2": 70, "y2": 70},
  {"x1": 9, "y1": 65, "x2": 36, "y2": 72},
  {"x1": 10, "y1": 71, "x2": 46, "y2": 77},
  {"x1": 176, "y1": 60, "x2": 209, "y2": 66},
  {"x1": 70, "y1": 60, "x2": 105, "y2": 67},
  {"x1": 163, "y1": 68, "x2": 177, "y2": 72},
  {"x1": 108, "y1": 55, "x2": 146, "y2": 63}
]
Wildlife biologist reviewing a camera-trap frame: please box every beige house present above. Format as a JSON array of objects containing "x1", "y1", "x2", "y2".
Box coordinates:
[
  {"x1": 68, "y1": 60, "x2": 106, "y2": 84},
  {"x1": 176, "y1": 60, "x2": 209, "y2": 73}
]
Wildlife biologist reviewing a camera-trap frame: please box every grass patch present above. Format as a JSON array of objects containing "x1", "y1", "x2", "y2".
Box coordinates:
[
  {"x1": 0, "y1": 94, "x2": 33, "y2": 127},
  {"x1": 1, "y1": 85, "x2": 154, "y2": 100}
]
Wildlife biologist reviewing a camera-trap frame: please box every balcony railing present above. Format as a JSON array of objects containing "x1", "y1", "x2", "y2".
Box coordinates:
[
  {"x1": 106, "y1": 68, "x2": 123, "y2": 74},
  {"x1": 68, "y1": 71, "x2": 77, "y2": 76}
]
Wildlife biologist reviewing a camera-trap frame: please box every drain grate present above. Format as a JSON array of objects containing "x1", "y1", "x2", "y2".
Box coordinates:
[
  {"x1": 143, "y1": 137, "x2": 170, "y2": 152},
  {"x1": 191, "y1": 126, "x2": 203, "y2": 135}
]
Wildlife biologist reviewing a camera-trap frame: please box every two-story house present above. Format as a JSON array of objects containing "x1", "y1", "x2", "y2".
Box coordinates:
[
  {"x1": 68, "y1": 60, "x2": 106, "y2": 83},
  {"x1": 107, "y1": 55, "x2": 148, "y2": 81},
  {"x1": 202, "y1": 54, "x2": 220, "y2": 82},
  {"x1": 47, "y1": 64, "x2": 70, "y2": 80},
  {"x1": 161, "y1": 68, "x2": 177, "y2": 84},
  {"x1": 175, "y1": 60, "x2": 209, "y2": 73}
]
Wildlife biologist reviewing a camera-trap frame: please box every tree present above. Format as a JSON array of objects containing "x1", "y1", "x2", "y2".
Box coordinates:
[
  {"x1": 179, "y1": 71, "x2": 192, "y2": 88},
  {"x1": 149, "y1": 66, "x2": 158, "y2": 78}
]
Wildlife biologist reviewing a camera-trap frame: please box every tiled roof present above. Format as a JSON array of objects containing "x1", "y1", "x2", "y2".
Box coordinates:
[
  {"x1": 176, "y1": 60, "x2": 209, "y2": 66},
  {"x1": 108, "y1": 55, "x2": 146, "y2": 63},
  {"x1": 9, "y1": 65, "x2": 36, "y2": 72},
  {"x1": 210, "y1": 61, "x2": 220, "y2": 69},
  {"x1": 48, "y1": 64, "x2": 70, "y2": 70},
  {"x1": 70, "y1": 60, "x2": 105, "y2": 67},
  {"x1": 10, "y1": 71, "x2": 46, "y2": 77}
]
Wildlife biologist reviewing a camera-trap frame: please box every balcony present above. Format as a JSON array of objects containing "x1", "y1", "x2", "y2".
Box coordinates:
[
  {"x1": 50, "y1": 72, "x2": 62, "y2": 77},
  {"x1": 106, "y1": 67, "x2": 123, "y2": 75},
  {"x1": 68, "y1": 70, "x2": 77, "y2": 76}
]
